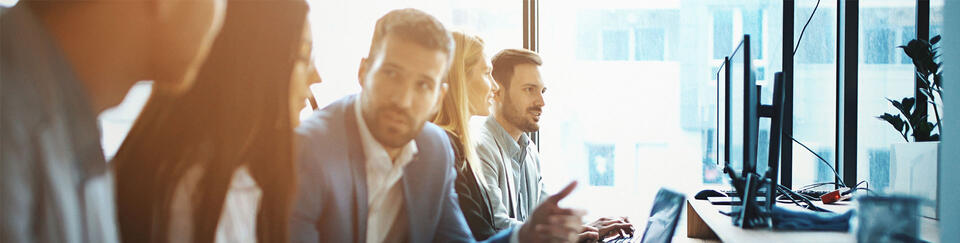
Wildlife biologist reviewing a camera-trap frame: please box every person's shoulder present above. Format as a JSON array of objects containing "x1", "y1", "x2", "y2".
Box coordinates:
[
  {"x1": 295, "y1": 95, "x2": 357, "y2": 166},
  {"x1": 414, "y1": 122, "x2": 455, "y2": 165},
  {"x1": 472, "y1": 118, "x2": 499, "y2": 146},
  {"x1": 415, "y1": 122, "x2": 451, "y2": 151},
  {"x1": 471, "y1": 120, "x2": 500, "y2": 159},
  {"x1": 296, "y1": 95, "x2": 355, "y2": 139}
]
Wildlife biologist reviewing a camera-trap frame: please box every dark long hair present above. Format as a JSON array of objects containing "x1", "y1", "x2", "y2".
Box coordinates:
[{"x1": 113, "y1": 1, "x2": 308, "y2": 242}]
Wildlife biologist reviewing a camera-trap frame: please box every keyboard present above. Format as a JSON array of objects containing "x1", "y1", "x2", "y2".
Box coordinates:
[{"x1": 603, "y1": 235, "x2": 634, "y2": 243}]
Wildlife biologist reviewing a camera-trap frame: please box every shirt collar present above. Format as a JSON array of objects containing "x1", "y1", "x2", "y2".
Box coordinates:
[
  {"x1": 354, "y1": 98, "x2": 418, "y2": 168},
  {"x1": 484, "y1": 115, "x2": 529, "y2": 159}
]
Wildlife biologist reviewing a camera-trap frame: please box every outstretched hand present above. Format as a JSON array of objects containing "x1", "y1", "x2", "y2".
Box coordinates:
[{"x1": 519, "y1": 181, "x2": 587, "y2": 243}]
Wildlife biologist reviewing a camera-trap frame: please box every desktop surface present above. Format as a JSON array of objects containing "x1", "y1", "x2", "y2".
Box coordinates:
[{"x1": 686, "y1": 198, "x2": 941, "y2": 243}]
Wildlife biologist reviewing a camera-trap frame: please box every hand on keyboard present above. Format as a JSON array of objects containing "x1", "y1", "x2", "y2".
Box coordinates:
[
  {"x1": 589, "y1": 216, "x2": 635, "y2": 239},
  {"x1": 577, "y1": 225, "x2": 599, "y2": 243}
]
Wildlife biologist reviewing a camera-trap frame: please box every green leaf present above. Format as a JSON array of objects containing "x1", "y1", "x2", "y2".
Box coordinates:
[
  {"x1": 900, "y1": 97, "x2": 915, "y2": 114},
  {"x1": 931, "y1": 35, "x2": 941, "y2": 45},
  {"x1": 878, "y1": 113, "x2": 910, "y2": 142},
  {"x1": 914, "y1": 121, "x2": 936, "y2": 142},
  {"x1": 878, "y1": 113, "x2": 905, "y2": 132},
  {"x1": 887, "y1": 98, "x2": 903, "y2": 111}
]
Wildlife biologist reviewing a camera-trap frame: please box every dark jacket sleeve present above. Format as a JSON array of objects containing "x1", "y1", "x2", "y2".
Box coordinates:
[
  {"x1": 446, "y1": 132, "x2": 498, "y2": 240},
  {"x1": 434, "y1": 161, "x2": 516, "y2": 243},
  {"x1": 435, "y1": 131, "x2": 514, "y2": 243}
]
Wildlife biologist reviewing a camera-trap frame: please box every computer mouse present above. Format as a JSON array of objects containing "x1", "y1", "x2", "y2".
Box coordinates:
[{"x1": 694, "y1": 189, "x2": 725, "y2": 200}]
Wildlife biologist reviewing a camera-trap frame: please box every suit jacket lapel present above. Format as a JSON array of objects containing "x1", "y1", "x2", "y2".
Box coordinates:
[{"x1": 344, "y1": 96, "x2": 369, "y2": 243}]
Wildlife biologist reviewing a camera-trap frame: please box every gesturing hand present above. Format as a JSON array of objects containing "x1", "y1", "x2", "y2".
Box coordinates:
[{"x1": 519, "y1": 181, "x2": 587, "y2": 243}]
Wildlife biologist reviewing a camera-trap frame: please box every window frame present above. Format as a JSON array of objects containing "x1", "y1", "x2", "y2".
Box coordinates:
[{"x1": 526, "y1": 0, "x2": 938, "y2": 190}]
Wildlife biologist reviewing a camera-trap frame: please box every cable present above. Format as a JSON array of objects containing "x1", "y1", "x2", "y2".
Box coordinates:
[
  {"x1": 796, "y1": 182, "x2": 840, "y2": 191},
  {"x1": 783, "y1": 131, "x2": 847, "y2": 188},
  {"x1": 793, "y1": 0, "x2": 822, "y2": 55},
  {"x1": 843, "y1": 181, "x2": 876, "y2": 195},
  {"x1": 776, "y1": 186, "x2": 805, "y2": 207},
  {"x1": 777, "y1": 184, "x2": 832, "y2": 212}
]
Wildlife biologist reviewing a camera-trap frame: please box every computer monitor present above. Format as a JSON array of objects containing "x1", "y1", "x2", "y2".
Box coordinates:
[
  {"x1": 734, "y1": 71, "x2": 786, "y2": 229},
  {"x1": 741, "y1": 35, "x2": 759, "y2": 177},
  {"x1": 720, "y1": 34, "x2": 759, "y2": 179},
  {"x1": 716, "y1": 57, "x2": 729, "y2": 168},
  {"x1": 716, "y1": 36, "x2": 790, "y2": 228},
  {"x1": 761, "y1": 72, "x2": 786, "y2": 212}
]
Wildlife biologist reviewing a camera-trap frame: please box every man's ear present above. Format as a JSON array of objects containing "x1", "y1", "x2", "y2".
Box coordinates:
[
  {"x1": 358, "y1": 57, "x2": 368, "y2": 88},
  {"x1": 493, "y1": 83, "x2": 505, "y2": 103}
]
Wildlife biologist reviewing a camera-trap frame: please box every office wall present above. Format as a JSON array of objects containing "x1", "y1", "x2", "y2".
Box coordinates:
[{"x1": 941, "y1": 0, "x2": 958, "y2": 240}]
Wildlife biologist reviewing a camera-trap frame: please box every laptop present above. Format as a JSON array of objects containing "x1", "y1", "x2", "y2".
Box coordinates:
[{"x1": 603, "y1": 188, "x2": 686, "y2": 243}]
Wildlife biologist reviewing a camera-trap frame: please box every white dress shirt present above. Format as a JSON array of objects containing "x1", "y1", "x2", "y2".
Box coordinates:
[
  {"x1": 214, "y1": 167, "x2": 261, "y2": 243},
  {"x1": 169, "y1": 165, "x2": 262, "y2": 243},
  {"x1": 354, "y1": 100, "x2": 419, "y2": 243}
]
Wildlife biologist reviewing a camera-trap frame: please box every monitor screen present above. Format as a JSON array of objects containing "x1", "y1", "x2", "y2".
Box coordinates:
[
  {"x1": 721, "y1": 34, "x2": 764, "y2": 179},
  {"x1": 725, "y1": 38, "x2": 745, "y2": 174}
]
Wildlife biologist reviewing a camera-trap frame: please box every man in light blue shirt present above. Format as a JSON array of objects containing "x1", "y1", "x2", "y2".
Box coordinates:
[{"x1": 476, "y1": 49, "x2": 635, "y2": 242}]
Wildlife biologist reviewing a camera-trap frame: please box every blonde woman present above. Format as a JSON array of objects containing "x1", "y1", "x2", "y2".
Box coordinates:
[{"x1": 431, "y1": 31, "x2": 500, "y2": 240}]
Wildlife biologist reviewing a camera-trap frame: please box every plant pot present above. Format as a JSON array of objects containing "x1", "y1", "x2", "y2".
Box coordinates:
[{"x1": 889, "y1": 141, "x2": 939, "y2": 218}]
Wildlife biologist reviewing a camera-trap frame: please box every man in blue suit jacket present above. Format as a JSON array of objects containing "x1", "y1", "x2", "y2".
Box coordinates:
[{"x1": 290, "y1": 8, "x2": 587, "y2": 243}]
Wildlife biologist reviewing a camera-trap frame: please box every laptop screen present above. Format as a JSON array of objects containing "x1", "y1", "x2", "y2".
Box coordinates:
[{"x1": 640, "y1": 188, "x2": 686, "y2": 243}]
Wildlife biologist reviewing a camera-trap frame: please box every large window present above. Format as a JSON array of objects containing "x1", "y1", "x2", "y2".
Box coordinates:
[
  {"x1": 537, "y1": 0, "x2": 781, "y2": 220},
  {"x1": 856, "y1": 0, "x2": 916, "y2": 196},
  {"x1": 791, "y1": 0, "x2": 838, "y2": 189},
  {"x1": 307, "y1": 0, "x2": 522, "y2": 108}
]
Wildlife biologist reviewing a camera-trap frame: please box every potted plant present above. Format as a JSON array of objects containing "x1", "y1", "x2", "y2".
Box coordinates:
[{"x1": 876, "y1": 35, "x2": 943, "y2": 218}]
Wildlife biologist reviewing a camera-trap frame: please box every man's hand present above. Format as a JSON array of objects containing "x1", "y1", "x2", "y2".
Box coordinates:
[
  {"x1": 587, "y1": 216, "x2": 634, "y2": 240},
  {"x1": 576, "y1": 226, "x2": 599, "y2": 243},
  {"x1": 519, "y1": 181, "x2": 586, "y2": 243}
]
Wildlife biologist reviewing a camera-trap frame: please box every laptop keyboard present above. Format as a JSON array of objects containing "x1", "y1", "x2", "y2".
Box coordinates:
[{"x1": 603, "y1": 235, "x2": 634, "y2": 243}]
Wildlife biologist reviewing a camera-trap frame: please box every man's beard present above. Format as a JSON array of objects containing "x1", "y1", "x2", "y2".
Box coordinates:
[
  {"x1": 503, "y1": 94, "x2": 541, "y2": 133},
  {"x1": 366, "y1": 104, "x2": 424, "y2": 148}
]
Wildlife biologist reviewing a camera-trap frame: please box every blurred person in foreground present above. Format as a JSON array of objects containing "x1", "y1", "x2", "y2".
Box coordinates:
[
  {"x1": 111, "y1": 1, "x2": 317, "y2": 242},
  {"x1": 290, "y1": 8, "x2": 586, "y2": 243},
  {"x1": 1, "y1": 1, "x2": 225, "y2": 242}
]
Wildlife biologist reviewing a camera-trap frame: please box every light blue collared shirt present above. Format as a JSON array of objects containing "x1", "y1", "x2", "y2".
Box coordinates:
[{"x1": 474, "y1": 115, "x2": 549, "y2": 231}]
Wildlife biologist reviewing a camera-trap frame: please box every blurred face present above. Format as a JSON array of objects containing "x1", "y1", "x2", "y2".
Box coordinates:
[
  {"x1": 496, "y1": 64, "x2": 546, "y2": 133},
  {"x1": 358, "y1": 34, "x2": 449, "y2": 148},
  {"x1": 466, "y1": 56, "x2": 497, "y2": 116},
  {"x1": 151, "y1": 0, "x2": 227, "y2": 93},
  {"x1": 291, "y1": 23, "x2": 322, "y2": 125},
  {"x1": 32, "y1": 0, "x2": 225, "y2": 111}
]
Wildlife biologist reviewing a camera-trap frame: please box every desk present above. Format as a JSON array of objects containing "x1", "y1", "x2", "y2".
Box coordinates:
[{"x1": 685, "y1": 198, "x2": 941, "y2": 243}]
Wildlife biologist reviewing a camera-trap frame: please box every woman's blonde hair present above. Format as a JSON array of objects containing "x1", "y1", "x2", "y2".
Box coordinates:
[{"x1": 433, "y1": 31, "x2": 486, "y2": 184}]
